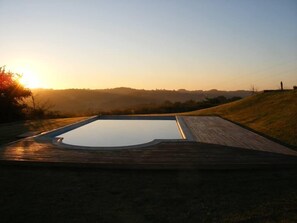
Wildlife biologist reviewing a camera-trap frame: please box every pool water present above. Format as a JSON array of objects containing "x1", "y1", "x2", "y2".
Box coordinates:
[{"x1": 57, "y1": 119, "x2": 182, "y2": 147}]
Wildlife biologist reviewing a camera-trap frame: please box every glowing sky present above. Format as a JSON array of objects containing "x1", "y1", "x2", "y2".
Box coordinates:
[{"x1": 0, "y1": 0, "x2": 296, "y2": 90}]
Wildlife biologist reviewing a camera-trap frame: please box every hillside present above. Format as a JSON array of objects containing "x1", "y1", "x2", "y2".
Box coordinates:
[
  {"x1": 185, "y1": 91, "x2": 297, "y2": 147},
  {"x1": 30, "y1": 88, "x2": 251, "y2": 115}
]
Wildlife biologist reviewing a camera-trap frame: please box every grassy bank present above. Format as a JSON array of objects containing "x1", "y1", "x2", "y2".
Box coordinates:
[
  {"x1": 0, "y1": 117, "x2": 87, "y2": 145},
  {"x1": 185, "y1": 91, "x2": 297, "y2": 147}
]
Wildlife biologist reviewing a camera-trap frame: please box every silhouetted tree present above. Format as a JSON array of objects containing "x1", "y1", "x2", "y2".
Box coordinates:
[
  {"x1": 250, "y1": 85, "x2": 258, "y2": 95},
  {"x1": 0, "y1": 66, "x2": 31, "y2": 122}
]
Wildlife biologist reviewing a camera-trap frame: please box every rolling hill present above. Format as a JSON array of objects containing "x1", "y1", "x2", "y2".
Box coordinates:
[
  {"x1": 184, "y1": 90, "x2": 297, "y2": 147},
  {"x1": 30, "y1": 88, "x2": 251, "y2": 115}
]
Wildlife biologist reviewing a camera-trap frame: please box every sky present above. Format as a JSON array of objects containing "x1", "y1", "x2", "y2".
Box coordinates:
[{"x1": 0, "y1": 0, "x2": 296, "y2": 90}]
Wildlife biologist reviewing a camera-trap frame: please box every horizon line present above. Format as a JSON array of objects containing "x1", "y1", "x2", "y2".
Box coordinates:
[{"x1": 28, "y1": 87, "x2": 252, "y2": 92}]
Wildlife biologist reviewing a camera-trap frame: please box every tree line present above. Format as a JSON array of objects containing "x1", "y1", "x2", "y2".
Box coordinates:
[{"x1": 98, "y1": 96, "x2": 242, "y2": 115}]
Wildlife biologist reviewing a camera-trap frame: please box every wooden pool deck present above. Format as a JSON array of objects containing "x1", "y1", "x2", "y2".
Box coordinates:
[
  {"x1": 181, "y1": 116, "x2": 297, "y2": 156},
  {"x1": 0, "y1": 116, "x2": 296, "y2": 169}
]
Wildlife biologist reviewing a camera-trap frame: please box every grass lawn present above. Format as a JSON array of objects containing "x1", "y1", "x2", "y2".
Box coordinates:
[{"x1": 0, "y1": 166, "x2": 297, "y2": 222}]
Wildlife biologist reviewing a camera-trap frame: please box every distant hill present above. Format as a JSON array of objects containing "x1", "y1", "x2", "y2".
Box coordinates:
[
  {"x1": 30, "y1": 88, "x2": 251, "y2": 115},
  {"x1": 184, "y1": 91, "x2": 297, "y2": 147}
]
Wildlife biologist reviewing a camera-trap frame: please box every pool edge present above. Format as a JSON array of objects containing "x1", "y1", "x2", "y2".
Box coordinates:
[{"x1": 35, "y1": 115, "x2": 194, "y2": 151}]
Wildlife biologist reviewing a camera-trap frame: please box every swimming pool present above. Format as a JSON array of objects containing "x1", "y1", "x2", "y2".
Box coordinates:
[{"x1": 55, "y1": 117, "x2": 185, "y2": 148}]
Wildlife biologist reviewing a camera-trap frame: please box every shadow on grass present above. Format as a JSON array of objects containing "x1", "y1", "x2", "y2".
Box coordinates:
[{"x1": 0, "y1": 166, "x2": 297, "y2": 222}]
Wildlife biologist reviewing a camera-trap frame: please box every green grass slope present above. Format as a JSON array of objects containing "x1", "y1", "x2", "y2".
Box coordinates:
[{"x1": 185, "y1": 91, "x2": 297, "y2": 147}]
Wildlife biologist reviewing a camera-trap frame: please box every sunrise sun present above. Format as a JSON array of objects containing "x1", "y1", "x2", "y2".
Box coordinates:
[{"x1": 16, "y1": 67, "x2": 42, "y2": 89}]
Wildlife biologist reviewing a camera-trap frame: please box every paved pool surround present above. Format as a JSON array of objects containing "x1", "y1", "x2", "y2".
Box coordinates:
[
  {"x1": 1, "y1": 115, "x2": 296, "y2": 169},
  {"x1": 36, "y1": 115, "x2": 195, "y2": 150}
]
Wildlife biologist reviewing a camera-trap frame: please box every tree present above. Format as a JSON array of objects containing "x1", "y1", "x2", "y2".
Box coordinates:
[
  {"x1": 0, "y1": 66, "x2": 32, "y2": 122},
  {"x1": 250, "y1": 85, "x2": 258, "y2": 95}
]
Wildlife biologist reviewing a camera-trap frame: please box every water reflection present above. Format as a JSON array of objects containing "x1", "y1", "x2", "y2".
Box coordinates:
[{"x1": 58, "y1": 120, "x2": 182, "y2": 147}]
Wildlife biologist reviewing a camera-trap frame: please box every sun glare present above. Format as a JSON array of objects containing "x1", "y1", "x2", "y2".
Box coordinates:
[{"x1": 16, "y1": 67, "x2": 42, "y2": 89}]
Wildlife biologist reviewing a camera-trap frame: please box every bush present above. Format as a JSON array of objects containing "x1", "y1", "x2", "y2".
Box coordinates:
[{"x1": 0, "y1": 66, "x2": 32, "y2": 122}]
